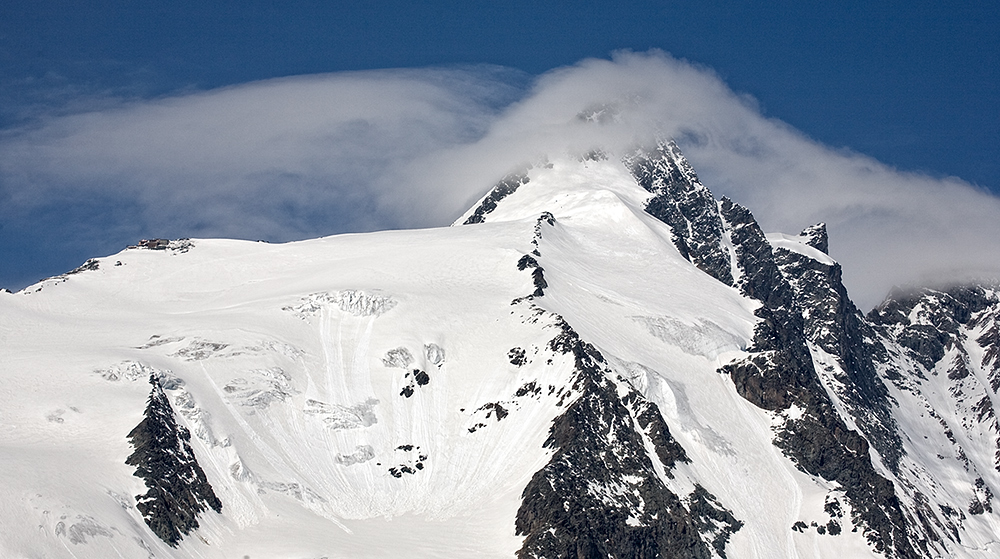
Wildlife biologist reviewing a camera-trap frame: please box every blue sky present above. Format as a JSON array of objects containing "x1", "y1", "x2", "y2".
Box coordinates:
[{"x1": 1, "y1": 1, "x2": 998, "y2": 302}]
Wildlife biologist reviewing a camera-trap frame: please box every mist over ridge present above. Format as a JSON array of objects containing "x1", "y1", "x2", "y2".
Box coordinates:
[{"x1": 2, "y1": 50, "x2": 997, "y2": 308}]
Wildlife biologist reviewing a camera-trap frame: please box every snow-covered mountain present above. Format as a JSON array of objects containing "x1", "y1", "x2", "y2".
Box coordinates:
[{"x1": 1, "y1": 139, "x2": 998, "y2": 558}]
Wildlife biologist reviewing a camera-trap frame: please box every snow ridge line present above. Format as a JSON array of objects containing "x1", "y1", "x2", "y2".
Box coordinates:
[{"x1": 511, "y1": 212, "x2": 742, "y2": 559}]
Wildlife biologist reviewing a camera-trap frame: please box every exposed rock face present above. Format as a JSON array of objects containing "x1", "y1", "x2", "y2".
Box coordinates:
[
  {"x1": 464, "y1": 171, "x2": 531, "y2": 225},
  {"x1": 126, "y1": 375, "x2": 222, "y2": 546},
  {"x1": 869, "y1": 286, "x2": 997, "y2": 373},
  {"x1": 622, "y1": 140, "x2": 734, "y2": 286},
  {"x1": 515, "y1": 312, "x2": 740, "y2": 559},
  {"x1": 476, "y1": 139, "x2": 931, "y2": 557},
  {"x1": 620, "y1": 140, "x2": 1000, "y2": 556},
  {"x1": 771, "y1": 225, "x2": 903, "y2": 471},
  {"x1": 67, "y1": 259, "x2": 100, "y2": 274},
  {"x1": 799, "y1": 223, "x2": 829, "y2": 254},
  {"x1": 869, "y1": 286, "x2": 1000, "y2": 475}
]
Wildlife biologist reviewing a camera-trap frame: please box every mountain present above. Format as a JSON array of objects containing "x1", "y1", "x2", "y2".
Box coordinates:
[{"x1": 1, "y1": 139, "x2": 998, "y2": 558}]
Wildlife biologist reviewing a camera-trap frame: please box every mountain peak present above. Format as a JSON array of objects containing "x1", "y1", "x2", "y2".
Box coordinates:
[{"x1": 799, "y1": 223, "x2": 829, "y2": 254}]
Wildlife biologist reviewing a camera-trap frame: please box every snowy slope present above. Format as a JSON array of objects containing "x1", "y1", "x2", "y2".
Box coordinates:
[{"x1": 1, "y1": 142, "x2": 998, "y2": 558}]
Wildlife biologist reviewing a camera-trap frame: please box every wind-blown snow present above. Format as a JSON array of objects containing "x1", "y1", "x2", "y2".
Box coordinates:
[{"x1": 766, "y1": 232, "x2": 836, "y2": 266}]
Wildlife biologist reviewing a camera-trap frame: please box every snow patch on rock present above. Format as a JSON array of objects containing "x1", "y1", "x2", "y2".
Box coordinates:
[
  {"x1": 333, "y1": 290, "x2": 397, "y2": 317},
  {"x1": 96, "y1": 361, "x2": 185, "y2": 389}
]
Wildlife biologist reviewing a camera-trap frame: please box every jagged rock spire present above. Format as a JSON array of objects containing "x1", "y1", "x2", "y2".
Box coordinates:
[
  {"x1": 623, "y1": 139, "x2": 735, "y2": 286},
  {"x1": 800, "y1": 223, "x2": 829, "y2": 254}
]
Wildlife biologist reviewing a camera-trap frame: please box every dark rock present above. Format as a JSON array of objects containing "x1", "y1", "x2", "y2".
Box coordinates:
[
  {"x1": 388, "y1": 466, "x2": 416, "y2": 478},
  {"x1": 413, "y1": 370, "x2": 430, "y2": 386},
  {"x1": 975, "y1": 319, "x2": 1000, "y2": 392},
  {"x1": 530, "y1": 268, "x2": 547, "y2": 297},
  {"x1": 717, "y1": 198, "x2": 917, "y2": 558},
  {"x1": 686, "y1": 485, "x2": 744, "y2": 556},
  {"x1": 623, "y1": 140, "x2": 734, "y2": 286},
  {"x1": 536, "y1": 211, "x2": 555, "y2": 229},
  {"x1": 824, "y1": 498, "x2": 844, "y2": 518},
  {"x1": 515, "y1": 253, "x2": 548, "y2": 299},
  {"x1": 719, "y1": 198, "x2": 792, "y2": 309},
  {"x1": 468, "y1": 423, "x2": 486, "y2": 433},
  {"x1": 623, "y1": 388, "x2": 689, "y2": 475},
  {"x1": 516, "y1": 310, "x2": 740, "y2": 559},
  {"x1": 517, "y1": 255, "x2": 539, "y2": 271},
  {"x1": 67, "y1": 259, "x2": 100, "y2": 275},
  {"x1": 477, "y1": 402, "x2": 508, "y2": 422},
  {"x1": 770, "y1": 240, "x2": 902, "y2": 471},
  {"x1": 800, "y1": 223, "x2": 829, "y2": 255},
  {"x1": 869, "y1": 286, "x2": 998, "y2": 371},
  {"x1": 970, "y1": 477, "x2": 994, "y2": 515},
  {"x1": 126, "y1": 375, "x2": 221, "y2": 546},
  {"x1": 509, "y1": 347, "x2": 528, "y2": 367},
  {"x1": 968, "y1": 500, "x2": 985, "y2": 516},
  {"x1": 388, "y1": 446, "x2": 425, "y2": 478},
  {"x1": 514, "y1": 380, "x2": 541, "y2": 397},
  {"x1": 463, "y1": 171, "x2": 530, "y2": 225}
]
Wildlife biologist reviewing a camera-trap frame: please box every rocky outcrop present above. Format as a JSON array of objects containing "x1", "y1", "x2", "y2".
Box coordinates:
[
  {"x1": 869, "y1": 286, "x2": 997, "y2": 372},
  {"x1": 623, "y1": 140, "x2": 734, "y2": 286},
  {"x1": 771, "y1": 225, "x2": 903, "y2": 471},
  {"x1": 799, "y1": 223, "x2": 829, "y2": 254},
  {"x1": 869, "y1": 285, "x2": 1000, "y2": 476},
  {"x1": 622, "y1": 141, "x2": 992, "y2": 556},
  {"x1": 126, "y1": 375, "x2": 222, "y2": 546},
  {"x1": 464, "y1": 171, "x2": 531, "y2": 225},
  {"x1": 516, "y1": 312, "x2": 741, "y2": 559}
]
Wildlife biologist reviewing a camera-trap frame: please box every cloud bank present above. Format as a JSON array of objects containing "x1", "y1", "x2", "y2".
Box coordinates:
[{"x1": 2, "y1": 51, "x2": 998, "y2": 308}]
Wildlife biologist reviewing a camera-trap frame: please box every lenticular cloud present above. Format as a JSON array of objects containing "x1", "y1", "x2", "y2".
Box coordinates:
[{"x1": 1, "y1": 50, "x2": 998, "y2": 307}]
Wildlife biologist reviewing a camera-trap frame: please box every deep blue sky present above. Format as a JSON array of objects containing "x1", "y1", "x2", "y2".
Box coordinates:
[{"x1": 2, "y1": 1, "x2": 998, "y2": 290}]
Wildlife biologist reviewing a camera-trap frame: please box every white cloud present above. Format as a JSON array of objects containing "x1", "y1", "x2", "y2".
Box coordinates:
[
  {"x1": 1, "y1": 51, "x2": 997, "y2": 308},
  {"x1": 0, "y1": 66, "x2": 518, "y2": 238}
]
